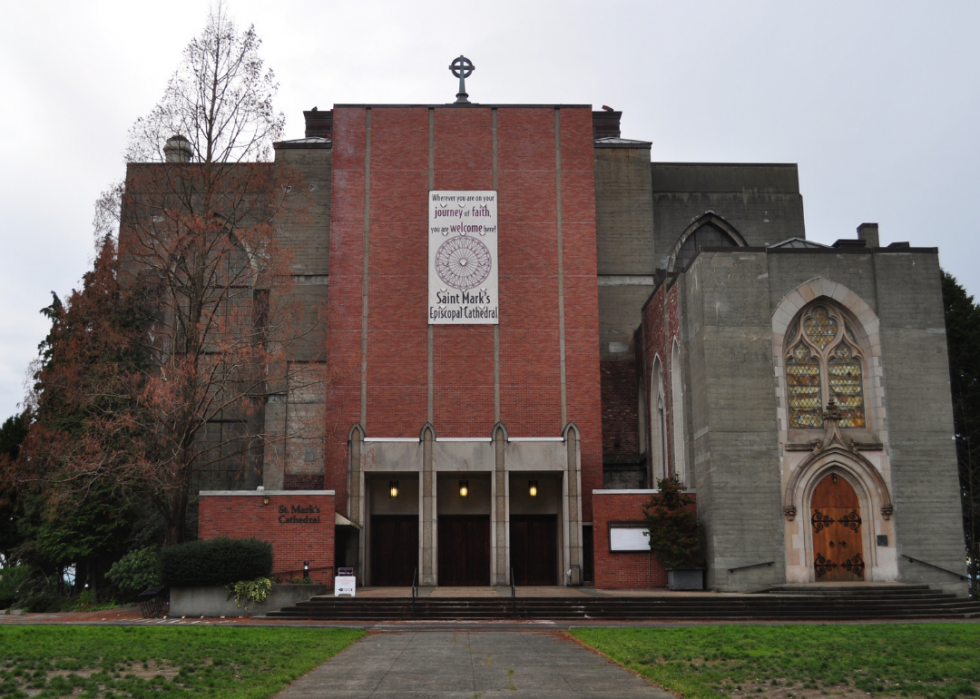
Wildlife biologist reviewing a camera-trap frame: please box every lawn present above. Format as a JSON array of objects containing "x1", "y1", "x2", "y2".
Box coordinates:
[
  {"x1": 572, "y1": 624, "x2": 980, "y2": 699},
  {"x1": 0, "y1": 626, "x2": 365, "y2": 698}
]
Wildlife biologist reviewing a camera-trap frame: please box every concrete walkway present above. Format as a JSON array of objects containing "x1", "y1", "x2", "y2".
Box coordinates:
[{"x1": 275, "y1": 630, "x2": 674, "y2": 698}]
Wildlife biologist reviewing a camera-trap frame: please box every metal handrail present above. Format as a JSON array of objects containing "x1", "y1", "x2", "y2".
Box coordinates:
[
  {"x1": 728, "y1": 561, "x2": 774, "y2": 574},
  {"x1": 510, "y1": 567, "x2": 516, "y2": 599},
  {"x1": 411, "y1": 567, "x2": 419, "y2": 617},
  {"x1": 900, "y1": 554, "x2": 968, "y2": 581}
]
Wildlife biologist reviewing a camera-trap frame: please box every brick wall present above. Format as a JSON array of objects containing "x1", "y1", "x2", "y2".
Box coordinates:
[
  {"x1": 199, "y1": 492, "x2": 335, "y2": 584},
  {"x1": 592, "y1": 490, "x2": 696, "y2": 589},
  {"x1": 324, "y1": 105, "x2": 602, "y2": 522},
  {"x1": 639, "y1": 277, "x2": 682, "y2": 480},
  {"x1": 600, "y1": 359, "x2": 640, "y2": 457},
  {"x1": 283, "y1": 474, "x2": 325, "y2": 490}
]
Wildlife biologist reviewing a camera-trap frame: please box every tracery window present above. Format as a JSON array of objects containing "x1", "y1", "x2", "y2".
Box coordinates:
[{"x1": 785, "y1": 304, "x2": 866, "y2": 429}]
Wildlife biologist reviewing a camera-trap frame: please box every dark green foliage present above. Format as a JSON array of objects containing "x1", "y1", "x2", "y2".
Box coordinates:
[
  {"x1": 161, "y1": 538, "x2": 272, "y2": 587},
  {"x1": 0, "y1": 413, "x2": 28, "y2": 564},
  {"x1": 0, "y1": 566, "x2": 30, "y2": 608},
  {"x1": 642, "y1": 475, "x2": 701, "y2": 570},
  {"x1": 0, "y1": 415, "x2": 27, "y2": 461},
  {"x1": 941, "y1": 271, "x2": 980, "y2": 596},
  {"x1": 106, "y1": 547, "x2": 161, "y2": 598},
  {"x1": 22, "y1": 592, "x2": 68, "y2": 613}
]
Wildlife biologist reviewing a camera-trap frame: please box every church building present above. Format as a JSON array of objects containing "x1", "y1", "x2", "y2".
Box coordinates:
[{"x1": 143, "y1": 62, "x2": 967, "y2": 594}]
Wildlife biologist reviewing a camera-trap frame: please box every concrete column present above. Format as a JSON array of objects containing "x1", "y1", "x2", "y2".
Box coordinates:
[
  {"x1": 492, "y1": 425, "x2": 509, "y2": 585},
  {"x1": 564, "y1": 425, "x2": 584, "y2": 585},
  {"x1": 421, "y1": 426, "x2": 437, "y2": 585},
  {"x1": 349, "y1": 426, "x2": 366, "y2": 585},
  {"x1": 262, "y1": 394, "x2": 286, "y2": 490}
]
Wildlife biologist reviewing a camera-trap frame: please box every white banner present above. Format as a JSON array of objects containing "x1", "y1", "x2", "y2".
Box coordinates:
[
  {"x1": 428, "y1": 191, "x2": 498, "y2": 325},
  {"x1": 609, "y1": 527, "x2": 651, "y2": 552}
]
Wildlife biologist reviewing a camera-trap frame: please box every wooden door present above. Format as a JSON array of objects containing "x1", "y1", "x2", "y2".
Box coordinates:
[
  {"x1": 370, "y1": 515, "x2": 418, "y2": 586},
  {"x1": 438, "y1": 516, "x2": 490, "y2": 586},
  {"x1": 811, "y1": 473, "x2": 865, "y2": 581},
  {"x1": 510, "y1": 515, "x2": 558, "y2": 585}
]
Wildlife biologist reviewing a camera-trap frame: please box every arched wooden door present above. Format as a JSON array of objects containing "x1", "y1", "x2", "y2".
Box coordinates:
[{"x1": 810, "y1": 473, "x2": 866, "y2": 581}]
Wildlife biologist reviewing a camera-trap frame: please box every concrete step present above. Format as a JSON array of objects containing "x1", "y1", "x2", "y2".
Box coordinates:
[{"x1": 267, "y1": 586, "x2": 980, "y2": 621}]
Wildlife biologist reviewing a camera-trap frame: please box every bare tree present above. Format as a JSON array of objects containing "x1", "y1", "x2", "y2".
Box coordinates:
[
  {"x1": 113, "y1": 4, "x2": 322, "y2": 545},
  {"x1": 3, "y1": 4, "x2": 326, "y2": 549}
]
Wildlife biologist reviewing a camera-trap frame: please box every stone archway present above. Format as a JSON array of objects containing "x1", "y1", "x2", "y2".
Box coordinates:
[{"x1": 784, "y1": 444, "x2": 893, "y2": 583}]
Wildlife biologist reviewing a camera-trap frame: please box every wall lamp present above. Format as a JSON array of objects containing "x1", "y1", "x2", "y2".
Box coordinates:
[
  {"x1": 389, "y1": 480, "x2": 399, "y2": 498},
  {"x1": 459, "y1": 480, "x2": 469, "y2": 498},
  {"x1": 529, "y1": 480, "x2": 538, "y2": 497},
  {"x1": 262, "y1": 496, "x2": 270, "y2": 506}
]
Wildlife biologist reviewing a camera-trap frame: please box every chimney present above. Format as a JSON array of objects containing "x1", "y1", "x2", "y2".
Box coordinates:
[
  {"x1": 857, "y1": 223, "x2": 880, "y2": 248},
  {"x1": 303, "y1": 108, "x2": 333, "y2": 139},
  {"x1": 592, "y1": 108, "x2": 622, "y2": 140},
  {"x1": 163, "y1": 135, "x2": 192, "y2": 163}
]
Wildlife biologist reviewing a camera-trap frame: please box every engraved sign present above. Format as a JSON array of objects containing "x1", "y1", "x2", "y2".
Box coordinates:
[
  {"x1": 609, "y1": 526, "x2": 651, "y2": 552},
  {"x1": 428, "y1": 191, "x2": 498, "y2": 324}
]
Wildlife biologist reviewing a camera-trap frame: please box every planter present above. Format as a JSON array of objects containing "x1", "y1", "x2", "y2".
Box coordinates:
[
  {"x1": 169, "y1": 583, "x2": 329, "y2": 617},
  {"x1": 667, "y1": 569, "x2": 704, "y2": 590}
]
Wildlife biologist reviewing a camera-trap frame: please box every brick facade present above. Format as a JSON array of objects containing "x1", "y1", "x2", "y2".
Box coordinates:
[
  {"x1": 592, "y1": 490, "x2": 697, "y2": 589},
  {"x1": 639, "y1": 275, "x2": 683, "y2": 481},
  {"x1": 324, "y1": 105, "x2": 602, "y2": 522},
  {"x1": 198, "y1": 492, "x2": 335, "y2": 584},
  {"x1": 600, "y1": 360, "x2": 640, "y2": 457}
]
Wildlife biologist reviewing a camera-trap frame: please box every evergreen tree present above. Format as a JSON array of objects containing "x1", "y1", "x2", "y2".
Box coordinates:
[
  {"x1": 1, "y1": 238, "x2": 149, "y2": 591},
  {"x1": 941, "y1": 271, "x2": 980, "y2": 595},
  {"x1": 0, "y1": 414, "x2": 28, "y2": 563}
]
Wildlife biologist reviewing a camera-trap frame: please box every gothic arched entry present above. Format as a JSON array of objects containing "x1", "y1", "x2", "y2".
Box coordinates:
[{"x1": 811, "y1": 473, "x2": 866, "y2": 581}]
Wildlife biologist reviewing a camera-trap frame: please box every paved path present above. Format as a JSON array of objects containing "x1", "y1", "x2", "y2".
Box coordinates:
[{"x1": 275, "y1": 630, "x2": 674, "y2": 698}]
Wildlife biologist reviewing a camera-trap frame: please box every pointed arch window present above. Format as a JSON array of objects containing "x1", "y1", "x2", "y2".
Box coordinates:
[
  {"x1": 674, "y1": 223, "x2": 737, "y2": 270},
  {"x1": 785, "y1": 304, "x2": 866, "y2": 429},
  {"x1": 650, "y1": 357, "x2": 667, "y2": 482}
]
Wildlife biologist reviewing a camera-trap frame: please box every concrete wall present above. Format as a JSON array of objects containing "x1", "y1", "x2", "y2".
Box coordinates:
[
  {"x1": 651, "y1": 163, "x2": 806, "y2": 266},
  {"x1": 170, "y1": 584, "x2": 329, "y2": 618},
  {"x1": 681, "y1": 251, "x2": 786, "y2": 591},
  {"x1": 654, "y1": 245, "x2": 966, "y2": 593},
  {"x1": 873, "y1": 251, "x2": 966, "y2": 594}
]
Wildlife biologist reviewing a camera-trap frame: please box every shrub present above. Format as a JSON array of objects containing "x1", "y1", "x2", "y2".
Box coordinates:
[
  {"x1": 72, "y1": 589, "x2": 98, "y2": 610},
  {"x1": 106, "y1": 547, "x2": 161, "y2": 598},
  {"x1": 226, "y1": 577, "x2": 273, "y2": 614},
  {"x1": 160, "y1": 538, "x2": 273, "y2": 587},
  {"x1": 0, "y1": 566, "x2": 31, "y2": 608},
  {"x1": 23, "y1": 593, "x2": 67, "y2": 613},
  {"x1": 642, "y1": 475, "x2": 702, "y2": 570}
]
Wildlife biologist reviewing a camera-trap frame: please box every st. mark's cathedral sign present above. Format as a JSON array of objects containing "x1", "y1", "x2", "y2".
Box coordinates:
[{"x1": 428, "y1": 190, "x2": 499, "y2": 324}]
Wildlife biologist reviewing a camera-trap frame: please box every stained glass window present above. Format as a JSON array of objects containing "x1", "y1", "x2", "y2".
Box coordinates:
[
  {"x1": 829, "y1": 344, "x2": 865, "y2": 428},
  {"x1": 786, "y1": 343, "x2": 823, "y2": 428},
  {"x1": 803, "y1": 306, "x2": 838, "y2": 350},
  {"x1": 786, "y1": 305, "x2": 867, "y2": 430}
]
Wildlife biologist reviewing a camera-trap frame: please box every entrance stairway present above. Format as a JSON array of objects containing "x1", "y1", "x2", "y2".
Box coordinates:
[{"x1": 266, "y1": 584, "x2": 980, "y2": 621}]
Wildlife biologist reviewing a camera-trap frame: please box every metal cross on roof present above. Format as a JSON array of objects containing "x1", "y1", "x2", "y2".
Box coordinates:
[{"x1": 449, "y1": 55, "x2": 475, "y2": 104}]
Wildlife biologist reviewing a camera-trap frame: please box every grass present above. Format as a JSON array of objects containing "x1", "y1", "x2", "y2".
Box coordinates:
[
  {"x1": 0, "y1": 626, "x2": 365, "y2": 698},
  {"x1": 571, "y1": 624, "x2": 980, "y2": 699}
]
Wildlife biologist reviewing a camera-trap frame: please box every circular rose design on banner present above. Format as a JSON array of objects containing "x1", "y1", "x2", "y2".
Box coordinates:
[{"x1": 435, "y1": 236, "x2": 492, "y2": 290}]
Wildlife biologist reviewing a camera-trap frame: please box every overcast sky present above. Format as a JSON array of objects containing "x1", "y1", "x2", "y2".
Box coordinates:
[{"x1": 1, "y1": 0, "x2": 978, "y2": 419}]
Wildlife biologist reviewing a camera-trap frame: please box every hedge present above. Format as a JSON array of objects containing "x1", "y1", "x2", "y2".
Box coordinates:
[{"x1": 160, "y1": 538, "x2": 273, "y2": 587}]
